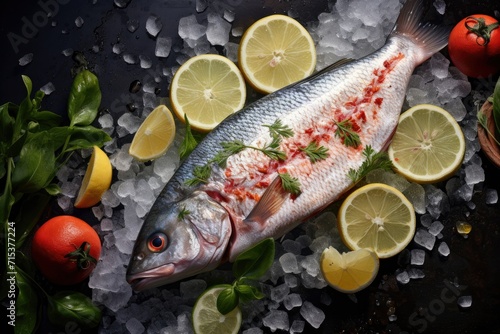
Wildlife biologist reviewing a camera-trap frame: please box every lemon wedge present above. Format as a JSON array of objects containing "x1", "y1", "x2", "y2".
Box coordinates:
[
  {"x1": 338, "y1": 183, "x2": 416, "y2": 259},
  {"x1": 388, "y1": 104, "x2": 465, "y2": 184},
  {"x1": 238, "y1": 14, "x2": 316, "y2": 94},
  {"x1": 74, "y1": 146, "x2": 112, "y2": 208},
  {"x1": 129, "y1": 105, "x2": 176, "y2": 161},
  {"x1": 320, "y1": 247, "x2": 379, "y2": 293},
  {"x1": 192, "y1": 286, "x2": 242, "y2": 334},
  {"x1": 170, "y1": 54, "x2": 246, "y2": 132}
]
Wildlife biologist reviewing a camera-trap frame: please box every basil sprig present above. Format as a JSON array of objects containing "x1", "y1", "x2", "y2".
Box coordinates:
[{"x1": 216, "y1": 238, "x2": 275, "y2": 315}]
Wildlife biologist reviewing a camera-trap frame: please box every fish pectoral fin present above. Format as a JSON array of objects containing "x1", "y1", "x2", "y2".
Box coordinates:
[{"x1": 243, "y1": 176, "x2": 288, "y2": 227}]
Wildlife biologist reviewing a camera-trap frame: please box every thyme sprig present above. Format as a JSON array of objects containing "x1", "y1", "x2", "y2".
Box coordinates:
[{"x1": 348, "y1": 145, "x2": 393, "y2": 183}]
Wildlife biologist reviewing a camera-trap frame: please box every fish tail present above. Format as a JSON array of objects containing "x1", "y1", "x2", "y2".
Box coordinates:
[{"x1": 390, "y1": 0, "x2": 450, "y2": 64}]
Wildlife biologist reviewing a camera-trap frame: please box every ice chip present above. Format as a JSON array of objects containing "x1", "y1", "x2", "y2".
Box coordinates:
[
  {"x1": 290, "y1": 320, "x2": 305, "y2": 334},
  {"x1": 112, "y1": 42, "x2": 125, "y2": 55},
  {"x1": 101, "y1": 218, "x2": 114, "y2": 231},
  {"x1": 123, "y1": 53, "x2": 138, "y2": 65},
  {"x1": 206, "y1": 13, "x2": 231, "y2": 46},
  {"x1": 117, "y1": 113, "x2": 142, "y2": 134},
  {"x1": 98, "y1": 113, "x2": 114, "y2": 129},
  {"x1": 414, "y1": 229, "x2": 436, "y2": 251},
  {"x1": 146, "y1": 15, "x2": 162, "y2": 37},
  {"x1": 40, "y1": 82, "x2": 55, "y2": 95},
  {"x1": 75, "y1": 16, "x2": 84, "y2": 28},
  {"x1": 403, "y1": 182, "x2": 426, "y2": 214},
  {"x1": 139, "y1": 55, "x2": 152, "y2": 69},
  {"x1": 62, "y1": 48, "x2": 74, "y2": 56},
  {"x1": 279, "y1": 253, "x2": 300, "y2": 274},
  {"x1": 155, "y1": 36, "x2": 172, "y2": 58},
  {"x1": 429, "y1": 52, "x2": 449, "y2": 79},
  {"x1": 438, "y1": 242, "x2": 450, "y2": 257},
  {"x1": 19, "y1": 53, "x2": 33, "y2": 66},
  {"x1": 396, "y1": 271, "x2": 410, "y2": 284},
  {"x1": 284, "y1": 293, "x2": 302, "y2": 310},
  {"x1": 300, "y1": 301, "x2": 325, "y2": 329},
  {"x1": 457, "y1": 295, "x2": 472, "y2": 308},
  {"x1": 180, "y1": 279, "x2": 207, "y2": 302},
  {"x1": 178, "y1": 15, "x2": 206, "y2": 40},
  {"x1": 433, "y1": 0, "x2": 446, "y2": 14},
  {"x1": 125, "y1": 318, "x2": 145, "y2": 334},
  {"x1": 485, "y1": 188, "x2": 498, "y2": 204},
  {"x1": 282, "y1": 239, "x2": 302, "y2": 255},
  {"x1": 464, "y1": 164, "x2": 485, "y2": 185},
  {"x1": 127, "y1": 19, "x2": 139, "y2": 33},
  {"x1": 262, "y1": 310, "x2": 290, "y2": 332},
  {"x1": 196, "y1": 0, "x2": 208, "y2": 13},
  {"x1": 114, "y1": 0, "x2": 132, "y2": 8},
  {"x1": 408, "y1": 268, "x2": 425, "y2": 279},
  {"x1": 428, "y1": 221, "x2": 444, "y2": 236}
]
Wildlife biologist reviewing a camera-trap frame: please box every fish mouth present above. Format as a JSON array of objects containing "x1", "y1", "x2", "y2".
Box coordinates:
[{"x1": 126, "y1": 264, "x2": 175, "y2": 291}]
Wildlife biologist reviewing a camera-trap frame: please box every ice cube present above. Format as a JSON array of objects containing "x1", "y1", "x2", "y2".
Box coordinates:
[
  {"x1": 408, "y1": 268, "x2": 425, "y2": 279},
  {"x1": 101, "y1": 218, "x2": 114, "y2": 231},
  {"x1": 271, "y1": 283, "x2": 290, "y2": 303},
  {"x1": 223, "y1": 10, "x2": 235, "y2": 23},
  {"x1": 457, "y1": 295, "x2": 472, "y2": 308},
  {"x1": 414, "y1": 229, "x2": 436, "y2": 251},
  {"x1": 125, "y1": 318, "x2": 145, "y2": 334},
  {"x1": 485, "y1": 188, "x2": 498, "y2": 204},
  {"x1": 117, "y1": 113, "x2": 142, "y2": 134},
  {"x1": 300, "y1": 301, "x2": 325, "y2": 329},
  {"x1": 62, "y1": 48, "x2": 73, "y2": 56},
  {"x1": 262, "y1": 310, "x2": 290, "y2": 332},
  {"x1": 180, "y1": 279, "x2": 207, "y2": 302},
  {"x1": 178, "y1": 15, "x2": 206, "y2": 40},
  {"x1": 279, "y1": 253, "x2": 300, "y2": 274},
  {"x1": 290, "y1": 320, "x2": 305, "y2": 334},
  {"x1": 155, "y1": 36, "x2": 172, "y2": 58},
  {"x1": 139, "y1": 55, "x2": 152, "y2": 69},
  {"x1": 127, "y1": 19, "x2": 139, "y2": 33},
  {"x1": 114, "y1": 0, "x2": 131, "y2": 8},
  {"x1": 429, "y1": 52, "x2": 449, "y2": 79},
  {"x1": 98, "y1": 113, "x2": 114, "y2": 129},
  {"x1": 437, "y1": 242, "x2": 450, "y2": 257},
  {"x1": 146, "y1": 15, "x2": 162, "y2": 37},
  {"x1": 123, "y1": 53, "x2": 138, "y2": 65},
  {"x1": 196, "y1": 0, "x2": 208, "y2": 13},
  {"x1": 206, "y1": 13, "x2": 231, "y2": 46},
  {"x1": 19, "y1": 53, "x2": 33, "y2": 66},
  {"x1": 300, "y1": 255, "x2": 320, "y2": 277},
  {"x1": 284, "y1": 293, "x2": 302, "y2": 310},
  {"x1": 428, "y1": 221, "x2": 444, "y2": 236},
  {"x1": 40, "y1": 82, "x2": 55, "y2": 95},
  {"x1": 403, "y1": 182, "x2": 426, "y2": 214},
  {"x1": 465, "y1": 164, "x2": 485, "y2": 185},
  {"x1": 282, "y1": 239, "x2": 302, "y2": 255},
  {"x1": 396, "y1": 271, "x2": 410, "y2": 284},
  {"x1": 75, "y1": 16, "x2": 84, "y2": 28},
  {"x1": 284, "y1": 274, "x2": 299, "y2": 288},
  {"x1": 433, "y1": 0, "x2": 446, "y2": 15}
]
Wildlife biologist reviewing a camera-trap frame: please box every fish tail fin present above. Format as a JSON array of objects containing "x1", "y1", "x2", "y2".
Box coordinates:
[{"x1": 390, "y1": 0, "x2": 450, "y2": 64}]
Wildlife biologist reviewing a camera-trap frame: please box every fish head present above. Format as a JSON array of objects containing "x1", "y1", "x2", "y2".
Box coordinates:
[{"x1": 126, "y1": 191, "x2": 232, "y2": 291}]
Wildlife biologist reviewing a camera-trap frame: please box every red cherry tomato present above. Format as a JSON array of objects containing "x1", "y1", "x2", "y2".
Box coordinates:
[
  {"x1": 31, "y1": 215, "x2": 101, "y2": 286},
  {"x1": 448, "y1": 14, "x2": 500, "y2": 78}
]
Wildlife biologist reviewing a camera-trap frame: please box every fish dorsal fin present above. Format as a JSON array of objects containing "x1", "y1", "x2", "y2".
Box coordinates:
[
  {"x1": 244, "y1": 176, "x2": 288, "y2": 227},
  {"x1": 286, "y1": 58, "x2": 355, "y2": 88}
]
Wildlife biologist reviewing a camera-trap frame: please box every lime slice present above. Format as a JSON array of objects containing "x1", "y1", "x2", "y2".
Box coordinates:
[{"x1": 192, "y1": 287, "x2": 242, "y2": 334}]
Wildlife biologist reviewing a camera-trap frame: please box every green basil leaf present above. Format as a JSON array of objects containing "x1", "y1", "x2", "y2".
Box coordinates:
[
  {"x1": 47, "y1": 126, "x2": 73, "y2": 151},
  {"x1": 14, "y1": 190, "x2": 52, "y2": 249},
  {"x1": 232, "y1": 238, "x2": 275, "y2": 280},
  {"x1": 0, "y1": 102, "x2": 16, "y2": 146},
  {"x1": 235, "y1": 284, "x2": 265, "y2": 303},
  {"x1": 11, "y1": 132, "x2": 56, "y2": 193},
  {"x1": 45, "y1": 183, "x2": 61, "y2": 196},
  {"x1": 13, "y1": 77, "x2": 34, "y2": 141},
  {"x1": 493, "y1": 77, "x2": 500, "y2": 138},
  {"x1": 65, "y1": 125, "x2": 111, "y2": 151},
  {"x1": 14, "y1": 266, "x2": 39, "y2": 334},
  {"x1": 0, "y1": 162, "x2": 5, "y2": 180},
  {"x1": 216, "y1": 286, "x2": 239, "y2": 315},
  {"x1": 31, "y1": 110, "x2": 62, "y2": 130},
  {"x1": 6, "y1": 131, "x2": 28, "y2": 158},
  {"x1": 68, "y1": 70, "x2": 102, "y2": 126},
  {"x1": 47, "y1": 291, "x2": 102, "y2": 329}
]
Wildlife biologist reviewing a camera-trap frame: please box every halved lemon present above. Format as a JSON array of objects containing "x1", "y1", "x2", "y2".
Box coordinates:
[
  {"x1": 74, "y1": 146, "x2": 112, "y2": 208},
  {"x1": 338, "y1": 183, "x2": 416, "y2": 259},
  {"x1": 238, "y1": 14, "x2": 316, "y2": 94},
  {"x1": 192, "y1": 286, "x2": 242, "y2": 334},
  {"x1": 388, "y1": 104, "x2": 465, "y2": 184},
  {"x1": 170, "y1": 54, "x2": 246, "y2": 132},
  {"x1": 320, "y1": 247, "x2": 379, "y2": 293},
  {"x1": 129, "y1": 105, "x2": 176, "y2": 161}
]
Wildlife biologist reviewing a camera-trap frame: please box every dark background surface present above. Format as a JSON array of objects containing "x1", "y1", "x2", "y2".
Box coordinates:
[{"x1": 1, "y1": 1, "x2": 500, "y2": 333}]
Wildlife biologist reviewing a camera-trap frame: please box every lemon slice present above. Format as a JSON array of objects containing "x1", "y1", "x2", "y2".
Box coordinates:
[
  {"x1": 338, "y1": 183, "x2": 416, "y2": 259},
  {"x1": 238, "y1": 14, "x2": 316, "y2": 94},
  {"x1": 320, "y1": 247, "x2": 379, "y2": 293},
  {"x1": 192, "y1": 286, "x2": 242, "y2": 334},
  {"x1": 129, "y1": 105, "x2": 176, "y2": 161},
  {"x1": 74, "y1": 146, "x2": 112, "y2": 208},
  {"x1": 388, "y1": 104, "x2": 465, "y2": 184},
  {"x1": 170, "y1": 54, "x2": 246, "y2": 132}
]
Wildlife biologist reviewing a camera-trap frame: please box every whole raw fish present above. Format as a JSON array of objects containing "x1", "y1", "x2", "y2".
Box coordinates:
[{"x1": 127, "y1": 0, "x2": 449, "y2": 291}]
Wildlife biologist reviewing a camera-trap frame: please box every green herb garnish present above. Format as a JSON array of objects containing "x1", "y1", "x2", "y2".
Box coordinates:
[
  {"x1": 185, "y1": 164, "x2": 212, "y2": 186},
  {"x1": 177, "y1": 206, "x2": 191, "y2": 220},
  {"x1": 264, "y1": 119, "x2": 294, "y2": 140},
  {"x1": 348, "y1": 145, "x2": 393, "y2": 183},
  {"x1": 278, "y1": 172, "x2": 301, "y2": 195},
  {"x1": 300, "y1": 141, "x2": 329, "y2": 163},
  {"x1": 334, "y1": 119, "x2": 361, "y2": 148},
  {"x1": 179, "y1": 114, "x2": 199, "y2": 160},
  {"x1": 215, "y1": 238, "x2": 275, "y2": 315}
]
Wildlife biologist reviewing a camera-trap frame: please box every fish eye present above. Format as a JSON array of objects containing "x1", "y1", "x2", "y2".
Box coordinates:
[{"x1": 147, "y1": 233, "x2": 167, "y2": 252}]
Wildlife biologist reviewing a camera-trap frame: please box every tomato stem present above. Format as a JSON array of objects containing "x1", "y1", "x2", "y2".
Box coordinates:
[
  {"x1": 465, "y1": 17, "x2": 499, "y2": 46},
  {"x1": 65, "y1": 241, "x2": 97, "y2": 270}
]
